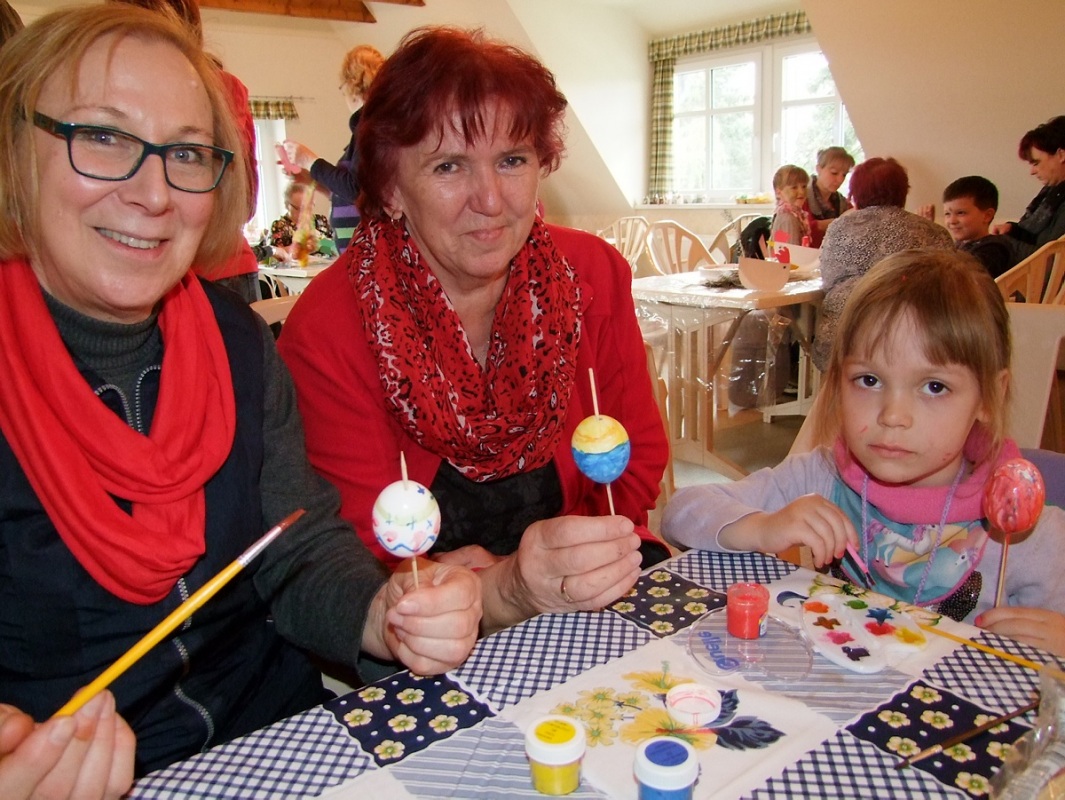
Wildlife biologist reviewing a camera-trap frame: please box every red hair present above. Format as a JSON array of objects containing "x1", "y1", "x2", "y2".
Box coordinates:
[
  {"x1": 356, "y1": 26, "x2": 567, "y2": 220},
  {"x1": 848, "y1": 157, "x2": 909, "y2": 209}
]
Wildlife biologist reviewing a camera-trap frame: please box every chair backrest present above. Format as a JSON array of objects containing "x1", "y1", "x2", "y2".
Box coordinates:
[
  {"x1": 1007, "y1": 302, "x2": 1065, "y2": 449},
  {"x1": 706, "y1": 212, "x2": 766, "y2": 264},
  {"x1": 645, "y1": 220, "x2": 717, "y2": 275},
  {"x1": 258, "y1": 272, "x2": 290, "y2": 299},
  {"x1": 251, "y1": 295, "x2": 298, "y2": 326},
  {"x1": 599, "y1": 215, "x2": 650, "y2": 273},
  {"x1": 644, "y1": 340, "x2": 674, "y2": 507},
  {"x1": 739, "y1": 216, "x2": 772, "y2": 260},
  {"x1": 996, "y1": 236, "x2": 1065, "y2": 304}
]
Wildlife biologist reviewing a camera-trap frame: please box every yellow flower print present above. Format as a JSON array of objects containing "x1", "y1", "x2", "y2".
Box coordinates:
[
  {"x1": 612, "y1": 601, "x2": 637, "y2": 613},
  {"x1": 909, "y1": 686, "x2": 942, "y2": 704},
  {"x1": 578, "y1": 688, "x2": 619, "y2": 707},
  {"x1": 428, "y1": 715, "x2": 458, "y2": 734},
  {"x1": 623, "y1": 666, "x2": 694, "y2": 694},
  {"x1": 944, "y1": 743, "x2": 976, "y2": 763},
  {"x1": 585, "y1": 721, "x2": 617, "y2": 747},
  {"x1": 397, "y1": 688, "x2": 425, "y2": 705},
  {"x1": 620, "y1": 709, "x2": 717, "y2": 750},
  {"x1": 358, "y1": 686, "x2": 386, "y2": 702},
  {"x1": 647, "y1": 586, "x2": 671, "y2": 598},
  {"x1": 579, "y1": 704, "x2": 622, "y2": 725},
  {"x1": 649, "y1": 603, "x2": 674, "y2": 616},
  {"x1": 649, "y1": 620, "x2": 675, "y2": 634},
  {"x1": 650, "y1": 571, "x2": 673, "y2": 582},
  {"x1": 617, "y1": 691, "x2": 646, "y2": 709},
  {"x1": 622, "y1": 587, "x2": 638, "y2": 598},
  {"x1": 684, "y1": 602, "x2": 709, "y2": 615},
  {"x1": 388, "y1": 714, "x2": 418, "y2": 733},
  {"x1": 374, "y1": 740, "x2": 405, "y2": 760},
  {"x1": 551, "y1": 701, "x2": 580, "y2": 717},
  {"x1": 685, "y1": 588, "x2": 710, "y2": 598},
  {"x1": 987, "y1": 740, "x2": 1014, "y2": 760},
  {"x1": 973, "y1": 713, "x2": 1009, "y2": 735},
  {"x1": 920, "y1": 709, "x2": 954, "y2": 730},
  {"x1": 441, "y1": 690, "x2": 469, "y2": 707},
  {"x1": 886, "y1": 736, "x2": 919, "y2": 757},
  {"x1": 955, "y1": 772, "x2": 991, "y2": 796},
  {"x1": 343, "y1": 708, "x2": 373, "y2": 727},
  {"x1": 877, "y1": 709, "x2": 910, "y2": 729}
]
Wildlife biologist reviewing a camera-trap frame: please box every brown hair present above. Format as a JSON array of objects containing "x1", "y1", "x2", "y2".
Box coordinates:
[
  {"x1": 773, "y1": 164, "x2": 809, "y2": 191},
  {"x1": 815, "y1": 248, "x2": 1011, "y2": 463},
  {"x1": 0, "y1": 4, "x2": 247, "y2": 269},
  {"x1": 848, "y1": 157, "x2": 909, "y2": 208},
  {"x1": 339, "y1": 44, "x2": 384, "y2": 101},
  {"x1": 356, "y1": 26, "x2": 567, "y2": 221},
  {"x1": 0, "y1": 1, "x2": 23, "y2": 47},
  {"x1": 815, "y1": 146, "x2": 855, "y2": 171}
]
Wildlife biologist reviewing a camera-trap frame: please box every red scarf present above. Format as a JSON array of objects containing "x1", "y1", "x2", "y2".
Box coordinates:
[
  {"x1": 0, "y1": 260, "x2": 236, "y2": 604},
  {"x1": 348, "y1": 217, "x2": 582, "y2": 481}
]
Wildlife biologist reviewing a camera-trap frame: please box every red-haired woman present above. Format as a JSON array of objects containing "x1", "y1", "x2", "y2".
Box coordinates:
[
  {"x1": 812, "y1": 157, "x2": 953, "y2": 371},
  {"x1": 279, "y1": 26, "x2": 669, "y2": 640}
]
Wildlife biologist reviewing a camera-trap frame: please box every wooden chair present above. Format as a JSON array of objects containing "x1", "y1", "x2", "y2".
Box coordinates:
[
  {"x1": 645, "y1": 219, "x2": 718, "y2": 275},
  {"x1": 251, "y1": 295, "x2": 298, "y2": 327},
  {"x1": 598, "y1": 215, "x2": 650, "y2": 273},
  {"x1": 258, "y1": 272, "x2": 290, "y2": 300},
  {"x1": 995, "y1": 235, "x2": 1065, "y2": 304},
  {"x1": 1007, "y1": 303, "x2": 1065, "y2": 450},
  {"x1": 705, "y1": 212, "x2": 764, "y2": 264}
]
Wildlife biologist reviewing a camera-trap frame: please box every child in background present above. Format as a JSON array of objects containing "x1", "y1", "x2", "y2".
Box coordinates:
[
  {"x1": 942, "y1": 176, "x2": 1012, "y2": 278},
  {"x1": 663, "y1": 249, "x2": 1065, "y2": 656},
  {"x1": 805, "y1": 146, "x2": 855, "y2": 247},
  {"x1": 769, "y1": 165, "x2": 812, "y2": 250}
]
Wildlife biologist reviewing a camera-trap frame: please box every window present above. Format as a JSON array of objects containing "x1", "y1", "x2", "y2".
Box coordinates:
[
  {"x1": 669, "y1": 39, "x2": 862, "y2": 203},
  {"x1": 247, "y1": 118, "x2": 289, "y2": 243}
]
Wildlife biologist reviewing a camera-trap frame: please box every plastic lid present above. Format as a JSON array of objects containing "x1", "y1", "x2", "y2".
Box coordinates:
[
  {"x1": 666, "y1": 683, "x2": 722, "y2": 727},
  {"x1": 525, "y1": 716, "x2": 586, "y2": 765},
  {"x1": 634, "y1": 737, "x2": 699, "y2": 790}
]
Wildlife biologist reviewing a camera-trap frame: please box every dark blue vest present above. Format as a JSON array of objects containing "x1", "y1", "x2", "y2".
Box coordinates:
[{"x1": 0, "y1": 284, "x2": 325, "y2": 775}]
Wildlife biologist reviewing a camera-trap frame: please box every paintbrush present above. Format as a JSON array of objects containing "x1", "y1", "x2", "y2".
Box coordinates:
[
  {"x1": 895, "y1": 696, "x2": 1039, "y2": 769},
  {"x1": 53, "y1": 508, "x2": 306, "y2": 718}
]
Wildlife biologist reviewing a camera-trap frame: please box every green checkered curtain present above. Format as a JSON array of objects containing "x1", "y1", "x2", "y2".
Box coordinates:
[
  {"x1": 249, "y1": 98, "x2": 299, "y2": 121},
  {"x1": 646, "y1": 10, "x2": 812, "y2": 197}
]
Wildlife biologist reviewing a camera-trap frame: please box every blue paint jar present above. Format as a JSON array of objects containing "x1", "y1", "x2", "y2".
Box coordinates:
[{"x1": 634, "y1": 737, "x2": 699, "y2": 799}]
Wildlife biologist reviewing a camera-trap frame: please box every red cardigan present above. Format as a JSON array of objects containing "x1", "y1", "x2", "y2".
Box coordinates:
[{"x1": 278, "y1": 224, "x2": 669, "y2": 566}]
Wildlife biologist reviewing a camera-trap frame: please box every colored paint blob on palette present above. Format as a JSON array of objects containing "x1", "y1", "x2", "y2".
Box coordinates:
[{"x1": 800, "y1": 593, "x2": 927, "y2": 674}]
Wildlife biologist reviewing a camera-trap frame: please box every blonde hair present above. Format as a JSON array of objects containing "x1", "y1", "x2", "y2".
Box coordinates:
[
  {"x1": 773, "y1": 164, "x2": 809, "y2": 191},
  {"x1": 815, "y1": 146, "x2": 855, "y2": 170},
  {"x1": 0, "y1": 4, "x2": 247, "y2": 269},
  {"x1": 814, "y1": 248, "x2": 1011, "y2": 464},
  {"x1": 340, "y1": 44, "x2": 384, "y2": 101}
]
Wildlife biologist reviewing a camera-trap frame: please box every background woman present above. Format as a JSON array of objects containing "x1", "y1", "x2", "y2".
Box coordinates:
[
  {"x1": 992, "y1": 115, "x2": 1065, "y2": 266},
  {"x1": 0, "y1": 8, "x2": 479, "y2": 796},
  {"x1": 279, "y1": 26, "x2": 669, "y2": 641},
  {"x1": 267, "y1": 177, "x2": 335, "y2": 261},
  {"x1": 281, "y1": 44, "x2": 385, "y2": 253},
  {"x1": 812, "y1": 156, "x2": 953, "y2": 371},
  {"x1": 805, "y1": 146, "x2": 855, "y2": 247}
]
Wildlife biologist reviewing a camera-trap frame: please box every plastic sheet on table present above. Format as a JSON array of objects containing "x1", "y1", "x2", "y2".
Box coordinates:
[{"x1": 725, "y1": 310, "x2": 793, "y2": 414}]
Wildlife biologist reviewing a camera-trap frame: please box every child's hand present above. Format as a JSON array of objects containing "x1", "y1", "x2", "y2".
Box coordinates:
[
  {"x1": 975, "y1": 606, "x2": 1065, "y2": 657},
  {"x1": 721, "y1": 494, "x2": 857, "y2": 568}
]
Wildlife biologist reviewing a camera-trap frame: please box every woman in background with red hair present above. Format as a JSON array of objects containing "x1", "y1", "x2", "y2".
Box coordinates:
[{"x1": 812, "y1": 156, "x2": 952, "y2": 371}]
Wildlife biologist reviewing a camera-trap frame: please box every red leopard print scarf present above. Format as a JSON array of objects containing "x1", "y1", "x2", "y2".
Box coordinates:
[{"x1": 348, "y1": 217, "x2": 582, "y2": 481}]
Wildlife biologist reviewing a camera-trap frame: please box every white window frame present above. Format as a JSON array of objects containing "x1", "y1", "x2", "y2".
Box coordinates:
[
  {"x1": 671, "y1": 36, "x2": 857, "y2": 202},
  {"x1": 247, "y1": 118, "x2": 289, "y2": 243}
]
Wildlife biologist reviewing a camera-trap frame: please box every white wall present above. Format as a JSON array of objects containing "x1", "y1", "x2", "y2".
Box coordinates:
[{"x1": 805, "y1": 0, "x2": 1065, "y2": 222}]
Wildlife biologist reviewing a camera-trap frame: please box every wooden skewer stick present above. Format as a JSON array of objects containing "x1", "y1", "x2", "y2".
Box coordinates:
[
  {"x1": 995, "y1": 533, "x2": 1011, "y2": 607},
  {"x1": 895, "y1": 696, "x2": 1039, "y2": 769},
  {"x1": 400, "y1": 452, "x2": 420, "y2": 590},
  {"x1": 587, "y1": 367, "x2": 616, "y2": 515},
  {"x1": 53, "y1": 508, "x2": 306, "y2": 718},
  {"x1": 918, "y1": 623, "x2": 1044, "y2": 671}
]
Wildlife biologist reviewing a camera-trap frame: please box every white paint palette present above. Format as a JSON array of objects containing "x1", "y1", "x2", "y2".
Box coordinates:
[{"x1": 799, "y1": 593, "x2": 928, "y2": 674}]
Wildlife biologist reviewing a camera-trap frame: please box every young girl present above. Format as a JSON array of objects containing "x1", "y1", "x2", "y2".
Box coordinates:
[
  {"x1": 662, "y1": 249, "x2": 1065, "y2": 656},
  {"x1": 770, "y1": 164, "x2": 812, "y2": 247}
]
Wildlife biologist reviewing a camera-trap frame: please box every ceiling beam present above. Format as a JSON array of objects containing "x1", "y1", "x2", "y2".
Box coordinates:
[{"x1": 199, "y1": 0, "x2": 424, "y2": 23}]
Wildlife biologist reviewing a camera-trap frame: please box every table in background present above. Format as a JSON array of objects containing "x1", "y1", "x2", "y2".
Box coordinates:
[
  {"x1": 129, "y1": 550, "x2": 1052, "y2": 799},
  {"x1": 633, "y1": 272, "x2": 823, "y2": 478},
  {"x1": 259, "y1": 257, "x2": 332, "y2": 295}
]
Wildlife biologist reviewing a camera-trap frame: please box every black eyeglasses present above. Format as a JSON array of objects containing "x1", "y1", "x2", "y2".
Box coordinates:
[{"x1": 32, "y1": 111, "x2": 233, "y2": 193}]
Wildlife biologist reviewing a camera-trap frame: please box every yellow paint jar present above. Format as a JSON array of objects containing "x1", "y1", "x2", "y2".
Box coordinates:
[{"x1": 524, "y1": 715, "x2": 586, "y2": 795}]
